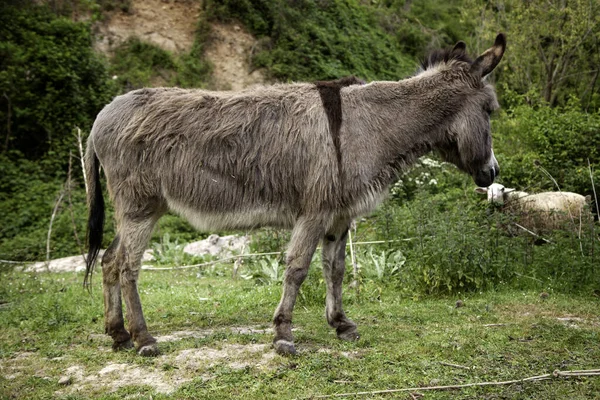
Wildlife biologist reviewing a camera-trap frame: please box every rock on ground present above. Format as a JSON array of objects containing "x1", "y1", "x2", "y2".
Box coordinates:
[
  {"x1": 183, "y1": 234, "x2": 250, "y2": 258},
  {"x1": 20, "y1": 234, "x2": 248, "y2": 273}
]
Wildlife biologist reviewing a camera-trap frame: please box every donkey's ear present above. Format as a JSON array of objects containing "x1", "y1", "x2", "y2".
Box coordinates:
[
  {"x1": 452, "y1": 41, "x2": 467, "y2": 53},
  {"x1": 470, "y1": 33, "x2": 506, "y2": 77}
]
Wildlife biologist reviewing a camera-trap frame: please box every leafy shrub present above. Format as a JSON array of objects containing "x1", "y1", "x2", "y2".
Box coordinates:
[
  {"x1": 382, "y1": 0, "x2": 474, "y2": 57},
  {"x1": 358, "y1": 248, "x2": 406, "y2": 281},
  {"x1": 0, "y1": 3, "x2": 116, "y2": 162},
  {"x1": 109, "y1": 18, "x2": 212, "y2": 90},
  {"x1": 366, "y1": 163, "x2": 599, "y2": 295},
  {"x1": 110, "y1": 37, "x2": 177, "y2": 90},
  {"x1": 493, "y1": 95, "x2": 600, "y2": 197},
  {"x1": 204, "y1": 0, "x2": 414, "y2": 81},
  {"x1": 0, "y1": 151, "x2": 94, "y2": 261},
  {"x1": 241, "y1": 256, "x2": 284, "y2": 285}
]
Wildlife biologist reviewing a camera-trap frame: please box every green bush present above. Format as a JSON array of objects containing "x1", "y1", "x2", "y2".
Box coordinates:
[
  {"x1": 0, "y1": 2, "x2": 116, "y2": 162},
  {"x1": 383, "y1": 0, "x2": 474, "y2": 57},
  {"x1": 205, "y1": 0, "x2": 414, "y2": 81},
  {"x1": 493, "y1": 95, "x2": 600, "y2": 196},
  {"x1": 0, "y1": 152, "x2": 90, "y2": 261},
  {"x1": 110, "y1": 37, "x2": 177, "y2": 90},
  {"x1": 0, "y1": 3, "x2": 117, "y2": 261},
  {"x1": 365, "y1": 163, "x2": 599, "y2": 295},
  {"x1": 110, "y1": 17, "x2": 212, "y2": 90}
]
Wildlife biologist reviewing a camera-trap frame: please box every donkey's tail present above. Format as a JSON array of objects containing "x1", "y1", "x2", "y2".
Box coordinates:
[{"x1": 84, "y1": 137, "x2": 105, "y2": 290}]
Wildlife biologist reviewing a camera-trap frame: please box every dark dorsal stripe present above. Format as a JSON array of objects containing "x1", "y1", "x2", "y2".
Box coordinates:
[{"x1": 314, "y1": 76, "x2": 365, "y2": 168}]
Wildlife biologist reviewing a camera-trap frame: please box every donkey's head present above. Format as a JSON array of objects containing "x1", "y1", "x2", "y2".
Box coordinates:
[{"x1": 423, "y1": 34, "x2": 506, "y2": 187}]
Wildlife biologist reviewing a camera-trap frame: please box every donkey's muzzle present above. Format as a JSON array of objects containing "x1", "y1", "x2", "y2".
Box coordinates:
[{"x1": 473, "y1": 153, "x2": 499, "y2": 187}]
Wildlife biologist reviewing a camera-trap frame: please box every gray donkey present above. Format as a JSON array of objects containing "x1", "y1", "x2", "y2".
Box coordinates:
[{"x1": 85, "y1": 34, "x2": 506, "y2": 356}]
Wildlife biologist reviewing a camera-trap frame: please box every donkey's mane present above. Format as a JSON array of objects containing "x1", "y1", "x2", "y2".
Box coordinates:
[{"x1": 420, "y1": 46, "x2": 474, "y2": 71}]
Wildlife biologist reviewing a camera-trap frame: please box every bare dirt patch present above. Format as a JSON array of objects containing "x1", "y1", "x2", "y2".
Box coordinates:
[
  {"x1": 88, "y1": 325, "x2": 273, "y2": 345},
  {"x1": 94, "y1": 0, "x2": 202, "y2": 54},
  {"x1": 43, "y1": 326, "x2": 293, "y2": 394},
  {"x1": 53, "y1": 343, "x2": 276, "y2": 395},
  {"x1": 175, "y1": 343, "x2": 273, "y2": 371},
  {"x1": 204, "y1": 23, "x2": 266, "y2": 90},
  {"x1": 57, "y1": 363, "x2": 185, "y2": 395},
  {"x1": 93, "y1": 0, "x2": 266, "y2": 90}
]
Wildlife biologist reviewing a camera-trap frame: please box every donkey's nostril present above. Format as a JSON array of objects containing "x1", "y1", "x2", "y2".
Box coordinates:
[{"x1": 490, "y1": 167, "x2": 496, "y2": 183}]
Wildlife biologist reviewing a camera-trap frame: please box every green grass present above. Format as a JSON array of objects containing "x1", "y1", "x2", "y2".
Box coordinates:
[{"x1": 1, "y1": 267, "x2": 600, "y2": 399}]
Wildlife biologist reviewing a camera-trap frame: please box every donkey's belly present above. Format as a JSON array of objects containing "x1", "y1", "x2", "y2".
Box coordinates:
[{"x1": 165, "y1": 196, "x2": 296, "y2": 231}]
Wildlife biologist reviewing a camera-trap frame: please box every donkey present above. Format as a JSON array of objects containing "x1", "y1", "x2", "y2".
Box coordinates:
[{"x1": 85, "y1": 34, "x2": 506, "y2": 356}]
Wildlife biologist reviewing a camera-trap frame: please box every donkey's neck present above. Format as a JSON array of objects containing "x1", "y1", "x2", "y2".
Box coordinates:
[{"x1": 341, "y1": 76, "x2": 465, "y2": 192}]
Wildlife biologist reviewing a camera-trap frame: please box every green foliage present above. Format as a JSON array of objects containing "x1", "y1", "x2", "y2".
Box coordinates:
[
  {"x1": 205, "y1": 0, "x2": 414, "y2": 81},
  {"x1": 152, "y1": 213, "x2": 205, "y2": 244},
  {"x1": 242, "y1": 256, "x2": 284, "y2": 285},
  {"x1": 109, "y1": 37, "x2": 177, "y2": 89},
  {"x1": 375, "y1": 193, "x2": 512, "y2": 294},
  {"x1": 248, "y1": 228, "x2": 290, "y2": 255},
  {"x1": 462, "y1": 0, "x2": 600, "y2": 109},
  {"x1": 382, "y1": 0, "x2": 475, "y2": 57},
  {"x1": 109, "y1": 17, "x2": 212, "y2": 90},
  {"x1": 150, "y1": 233, "x2": 186, "y2": 266},
  {"x1": 389, "y1": 156, "x2": 465, "y2": 202},
  {"x1": 368, "y1": 163, "x2": 599, "y2": 295},
  {"x1": 0, "y1": 2, "x2": 116, "y2": 161},
  {"x1": 358, "y1": 248, "x2": 405, "y2": 280},
  {"x1": 493, "y1": 95, "x2": 600, "y2": 195},
  {"x1": 97, "y1": 0, "x2": 132, "y2": 13},
  {"x1": 150, "y1": 232, "x2": 210, "y2": 266},
  {"x1": 0, "y1": 152, "x2": 88, "y2": 261},
  {"x1": 0, "y1": 3, "x2": 117, "y2": 260}
]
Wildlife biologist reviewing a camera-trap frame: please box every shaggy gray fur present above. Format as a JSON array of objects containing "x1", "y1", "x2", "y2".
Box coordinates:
[{"x1": 85, "y1": 34, "x2": 506, "y2": 356}]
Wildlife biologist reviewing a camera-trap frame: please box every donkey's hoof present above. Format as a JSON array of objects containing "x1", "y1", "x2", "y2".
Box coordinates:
[
  {"x1": 337, "y1": 325, "x2": 360, "y2": 342},
  {"x1": 274, "y1": 340, "x2": 297, "y2": 356},
  {"x1": 112, "y1": 339, "x2": 134, "y2": 351},
  {"x1": 137, "y1": 343, "x2": 160, "y2": 357}
]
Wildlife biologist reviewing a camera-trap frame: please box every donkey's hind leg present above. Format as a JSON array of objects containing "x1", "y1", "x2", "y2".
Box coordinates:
[
  {"x1": 117, "y1": 213, "x2": 163, "y2": 356},
  {"x1": 102, "y1": 234, "x2": 133, "y2": 350},
  {"x1": 273, "y1": 216, "x2": 324, "y2": 355},
  {"x1": 322, "y1": 219, "x2": 359, "y2": 341}
]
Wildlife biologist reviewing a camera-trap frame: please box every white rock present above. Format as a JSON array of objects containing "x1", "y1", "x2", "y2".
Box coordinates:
[{"x1": 183, "y1": 234, "x2": 250, "y2": 258}]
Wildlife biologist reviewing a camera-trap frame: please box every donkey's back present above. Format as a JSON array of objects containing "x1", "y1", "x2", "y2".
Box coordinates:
[{"x1": 89, "y1": 85, "x2": 340, "y2": 231}]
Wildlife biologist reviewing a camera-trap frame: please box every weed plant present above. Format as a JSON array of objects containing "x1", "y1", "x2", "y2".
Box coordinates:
[{"x1": 366, "y1": 161, "x2": 599, "y2": 295}]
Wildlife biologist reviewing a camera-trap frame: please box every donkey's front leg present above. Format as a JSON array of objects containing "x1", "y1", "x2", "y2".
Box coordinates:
[
  {"x1": 322, "y1": 220, "x2": 359, "y2": 341},
  {"x1": 273, "y1": 217, "x2": 324, "y2": 355}
]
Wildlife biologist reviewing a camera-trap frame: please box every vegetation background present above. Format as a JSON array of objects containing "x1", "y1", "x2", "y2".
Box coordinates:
[
  {"x1": 1, "y1": 1, "x2": 600, "y2": 398},
  {"x1": 0, "y1": 0, "x2": 599, "y2": 295}
]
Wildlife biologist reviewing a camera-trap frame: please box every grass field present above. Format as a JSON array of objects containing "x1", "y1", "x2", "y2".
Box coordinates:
[{"x1": 1, "y1": 264, "x2": 600, "y2": 399}]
